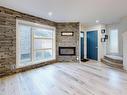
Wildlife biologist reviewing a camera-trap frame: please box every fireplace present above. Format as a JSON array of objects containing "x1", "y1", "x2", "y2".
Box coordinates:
[{"x1": 59, "y1": 47, "x2": 76, "y2": 56}]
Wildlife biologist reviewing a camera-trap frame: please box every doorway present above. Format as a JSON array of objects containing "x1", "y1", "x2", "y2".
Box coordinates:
[
  {"x1": 80, "y1": 32, "x2": 84, "y2": 60},
  {"x1": 87, "y1": 31, "x2": 98, "y2": 60}
]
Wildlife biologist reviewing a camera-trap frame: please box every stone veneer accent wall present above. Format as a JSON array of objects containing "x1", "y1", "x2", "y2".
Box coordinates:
[
  {"x1": 0, "y1": 6, "x2": 56, "y2": 76},
  {"x1": 0, "y1": 6, "x2": 80, "y2": 77},
  {"x1": 56, "y1": 23, "x2": 80, "y2": 62}
]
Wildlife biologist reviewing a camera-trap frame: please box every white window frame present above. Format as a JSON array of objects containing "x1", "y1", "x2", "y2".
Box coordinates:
[{"x1": 16, "y1": 19, "x2": 56, "y2": 68}]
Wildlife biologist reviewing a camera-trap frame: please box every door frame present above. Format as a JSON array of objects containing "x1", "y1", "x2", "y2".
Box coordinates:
[
  {"x1": 80, "y1": 32, "x2": 85, "y2": 60},
  {"x1": 86, "y1": 30, "x2": 99, "y2": 61}
]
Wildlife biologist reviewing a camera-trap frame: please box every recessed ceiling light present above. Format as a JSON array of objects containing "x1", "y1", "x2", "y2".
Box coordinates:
[
  {"x1": 48, "y1": 12, "x2": 53, "y2": 17},
  {"x1": 96, "y1": 20, "x2": 99, "y2": 23}
]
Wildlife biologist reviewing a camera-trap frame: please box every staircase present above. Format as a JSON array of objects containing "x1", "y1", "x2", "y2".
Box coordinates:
[{"x1": 101, "y1": 55, "x2": 123, "y2": 69}]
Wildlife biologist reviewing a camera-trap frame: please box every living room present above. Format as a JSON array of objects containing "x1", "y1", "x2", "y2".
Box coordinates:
[{"x1": 0, "y1": 0, "x2": 127, "y2": 95}]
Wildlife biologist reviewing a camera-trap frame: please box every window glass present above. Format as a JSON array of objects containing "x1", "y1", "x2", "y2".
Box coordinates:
[
  {"x1": 20, "y1": 25, "x2": 32, "y2": 64},
  {"x1": 34, "y1": 39, "x2": 52, "y2": 50},
  {"x1": 34, "y1": 50, "x2": 52, "y2": 62},
  {"x1": 33, "y1": 28, "x2": 53, "y2": 38},
  {"x1": 17, "y1": 20, "x2": 55, "y2": 67},
  {"x1": 109, "y1": 29, "x2": 119, "y2": 53},
  {"x1": 44, "y1": 50, "x2": 53, "y2": 60}
]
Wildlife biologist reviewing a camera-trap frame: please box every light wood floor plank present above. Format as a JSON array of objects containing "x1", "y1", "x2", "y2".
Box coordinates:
[{"x1": 0, "y1": 61, "x2": 127, "y2": 95}]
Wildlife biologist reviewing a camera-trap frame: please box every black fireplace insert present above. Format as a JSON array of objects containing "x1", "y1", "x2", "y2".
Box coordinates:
[{"x1": 59, "y1": 47, "x2": 76, "y2": 56}]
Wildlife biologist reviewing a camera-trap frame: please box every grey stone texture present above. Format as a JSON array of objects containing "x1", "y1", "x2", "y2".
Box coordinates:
[
  {"x1": 0, "y1": 6, "x2": 80, "y2": 77},
  {"x1": 0, "y1": 6, "x2": 56, "y2": 76},
  {"x1": 56, "y1": 23, "x2": 80, "y2": 62}
]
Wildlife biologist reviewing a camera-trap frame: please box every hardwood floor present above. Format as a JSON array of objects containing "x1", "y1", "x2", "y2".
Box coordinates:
[{"x1": 0, "y1": 61, "x2": 127, "y2": 95}]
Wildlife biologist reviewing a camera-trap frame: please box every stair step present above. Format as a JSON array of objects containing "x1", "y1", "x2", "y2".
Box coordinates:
[
  {"x1": 101, "y1": 58, "x2": 123, "y2": 69},
  {"x1": 104, "y1": 55, "x2": 123, "y2": 64}
]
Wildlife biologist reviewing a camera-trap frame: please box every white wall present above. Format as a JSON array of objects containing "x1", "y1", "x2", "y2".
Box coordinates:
[
  {"x1": 123, "y1": 32, "x2": 127, "y2": 70},
  {"x1": 80, "y1": 17, "x2": 127, "y2": 61},
  {"x1": 106, "y1": 17, "x2": 127, "y2": 57},
  {"x1": 83, "y1": 24, "x2": 106, "y2": 61}
]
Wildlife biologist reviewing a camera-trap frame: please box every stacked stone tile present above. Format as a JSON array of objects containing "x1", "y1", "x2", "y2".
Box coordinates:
[
  {"x1": 56, "y1": 23, "x2": 80, "y2": 62},
  {"x1": 0, "y1": 6, "x2": 80, "y2": 77}
]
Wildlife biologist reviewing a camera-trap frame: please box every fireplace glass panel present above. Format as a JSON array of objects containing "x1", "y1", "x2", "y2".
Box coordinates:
[{"x1": 59, "y1": 47, "x2": 76, "y2": 56}]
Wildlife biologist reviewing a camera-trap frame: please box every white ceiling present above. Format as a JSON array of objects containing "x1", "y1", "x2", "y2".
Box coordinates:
[{"x1": 0, "y1": 0, "x2": 127, "y2": 24}]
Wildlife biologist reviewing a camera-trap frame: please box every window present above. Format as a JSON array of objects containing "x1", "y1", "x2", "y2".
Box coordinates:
[
  {"x1": 109, "y1": 29, "x2": 119, "y2": 53},
  {"x1": 20, "y1": 25, "x2": 32, "y2": 64},
  {"x1": 16, "y1": 20, "x2": 56, "y2": 67}
]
